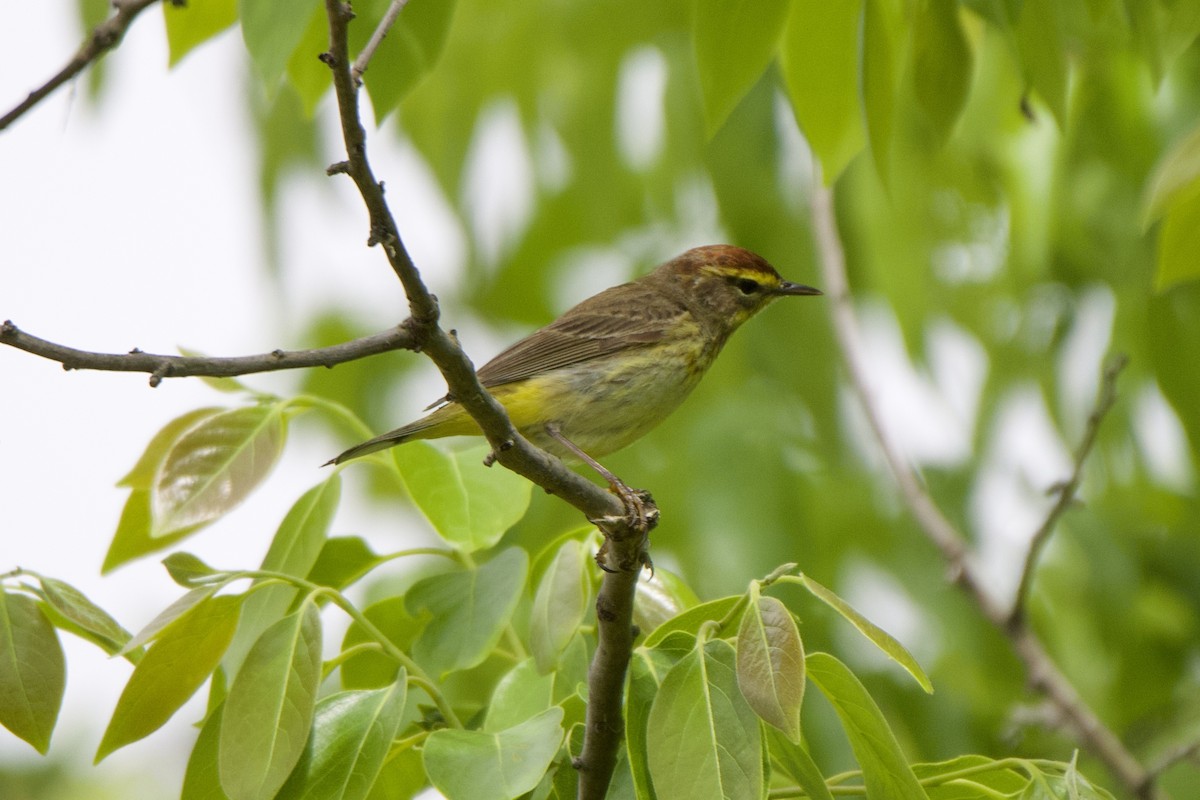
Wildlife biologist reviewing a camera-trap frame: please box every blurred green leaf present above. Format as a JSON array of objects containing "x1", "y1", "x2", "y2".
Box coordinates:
[
  {"x1": 1155, "y1": 189, "x2": 1200, "y2": 290},
  {"x1": 806, "y1": 652, "x2": 930, "y2": 800},
  {"x1": 693, "y1": 0, "x2": 791, "y2": 137},
  {"x1": 151, "y1": 403, "x2": 287, "y2": 540},
  {"x1": 1015, "y1": 0, "x2": 1069, "y2": 126},
  {"x1": 286, "y1": 4, "x2": 332, "y2": 117},
  {"x1": 164, "y1": 0, "x2": 238, "y2": 68},
  {"x1": 394, "y1": 441, "x2": 533, "y2": 552},
  {"x1": 276, "y1": 680, "x2": 407, "y2": 800},
  {"x1": 0, "y1": 591, "x2": 65, "y2": 754},
  {"x1": 96, "y1": 595, "x2": 241, "y2": 762},
  {"x1": 220, "y1": 601, "x2": 323, "y2": 800},
  {"x1": 779, "y1": 0, "x2": 865, "y2": 182},
  {"x1": 241, "y1": 0, "x2": 322, "y2": 88},
  {"x1": 736, "y1": 592, "x2": 804, "y2": 742},
  {"x1": 911, "y1": 0, "x2": 973, "y2": 145},
  {"x1": 352, "y1": 0, "x2": 459, "y2": 122},
  {"x1": 424, "y1": 706, "x2": 564, "y2": 800},
  {"x1": 1142, "y1": 122, "x2": 1200, "y2": 228},
  {"x1": 862, "y1": 0, "x2": 903, "y2": 182},
  {"x1": 765, "y1": 727, "x2": 834, "y2": 800},
  {"x1": 406, "y1": 548, "x2": 528, "y2": 676},
  {"x1": 529, "y1": 538, "x2": 589, "y2": 673},
  {"x1": 646, "y1": 639, "x2": 762, "y2": 800}
]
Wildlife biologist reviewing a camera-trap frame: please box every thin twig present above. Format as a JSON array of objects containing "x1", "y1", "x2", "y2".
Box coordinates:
[
  {"x1": 1010, "y1": 354, "x2": 1128, "y2": 624},
  {"x1": 808, "y1": 172, "x2": 1154, "y2": 799},
  {"x1": 351, "y1": 0, "x2": 411, "y2": 84},
  {"x1": 0, "y1": 0, "x2": 160, "y2": 132},
  {"x1": 0, "y1": 320, "x2": 418, "y2": 386}
]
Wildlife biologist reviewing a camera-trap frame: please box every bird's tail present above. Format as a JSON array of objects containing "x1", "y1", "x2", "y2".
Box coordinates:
[{"x1": 324, "y1": 404, "x2": 476, "y2": 466}]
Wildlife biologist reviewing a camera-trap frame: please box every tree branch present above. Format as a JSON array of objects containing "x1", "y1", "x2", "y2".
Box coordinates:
[
  {"x1": 351, "y1": 0, "x2": 410, "y2": 84},
  {"x1": 318, "y1": 7, "x2": 644, "y2": 797},
  {"x1": 0, "y1": 0, "x2": 161, "y2": 132},
  {"x1": 808, "y1": 174, "x2": 1154, "y2": 799},
  {"x1": 0, "y1": 319, "x2": 420, "y2": 386},
  {"x1": 1010, "y1": 354, "x2": 1128, "y2": 624}
]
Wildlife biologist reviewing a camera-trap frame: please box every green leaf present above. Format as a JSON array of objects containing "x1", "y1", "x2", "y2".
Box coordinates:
[
  {"x1": 177, "y1": 347, "x2": 256, "y2": 394},
  {"x1": 151, "y1": 403, "x2": 287, "y2": 539},
  {"x1": 164, "y1": 552, "x2": 226, "y2": 587},
  {"x1": 484, "y1": 658, "x2": 554, "y2": 733},
  {"x1": 240, "y1": 0, "x2": 322, "y2": 88},
  {"x1": 911, "y1": 0, "x2": 973, "y2": 144},
  {"x1": 1156, "y1": 188, "x2": 1200, "y2": 290},
  {"x1": 861, "y1": 0, "x2": 903, "y2": 182},
  {"x1": 340, "y1": 597, "x2": 422, "y2": 690},
  {"x1": 220, "y1": 601, "x2": 323, "y2": 800},
  {"x1": 164, "y1": 0, "x2": 238, "y2": 67},
  {"x1": 765, "y1": 727, "x2": 834, "y2": 800},
  {"x1": 642, "y1": 595, "x2": 742, "y2": 648},
  {"x1": 806, "y1": 652, "x2": 930, "y2": 800},
  {"x1": 394, "y1": 442, "x2": 533, "y2": 552},
  {"x1": 798, "y1": 574, "x2": 933, "y2": 693},
  {"x1": 424, "y1": 706, "x2": 564, "y2": 800},
  {"x1": 633, "y1": 567, "x2": 700, "y2": 635},
  {"x1": 119, "y1": 585, "x2": 222, "y2": 656},
  {"x1": 530, "y1": 538, "x2": 589, "y2": 673},
  {"x1": 36, "y1": 577, "x2": 131, "y2": 656},
  {"x1": 353, "y1": 0, "x2": 458, "y2": 122},
  {"x1": 1142, "y1": 123, "x2": 1200, "y2": 228},
  {"x1": 736, "y1": 592, "x2": 804, "y2": 742},
  {"x1": 306, "y1": 536, "x2": 383, "y2": 590},
  {"x1": 646, "y1": 639, "x2": 763, "y2": 800},
  {"x1": 276, "y1": 680, "x2": 408, "y2": 800},
  {"x1": 406, "y1": 548, "x2": 528, "y2": 676},
  {"x1": 285, "y1": 3, "x2": 333, "y2": 117},
  {"x1": 1015, "y1": 0, "x2": 1069, "y2": 126},
  {"x1": 693, "y1": 0, "x2": 792, "y2": 137},
  {"x1": 0, "y1": 591, "x2": 65, "y2": 754},
  {"x1": 626, "y1": 650, "x2": 670, "y2": 800},
  {"x1": 103, "y1": 489, "x2": 205, "y2": 573},
  {"x1": 182, "y1": 704, "x2": 232, "y2": 800},
  {"x1": 779, "y1": 0, "x2": 865, "y2": 182},
  {"x1": 96, "y1": 595, "x2": 242, "y2": 761},
  {"x1": 118, "y1": 407, "x2": 225, "y2": 489},
  {"x1": 224, "y1": 478, "x2": 340, "y2": 676}
]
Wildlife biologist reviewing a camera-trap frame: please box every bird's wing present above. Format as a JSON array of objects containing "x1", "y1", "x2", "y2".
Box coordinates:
[{"x1": 473, "y1": 282, "x2": 687, "y2": 388}]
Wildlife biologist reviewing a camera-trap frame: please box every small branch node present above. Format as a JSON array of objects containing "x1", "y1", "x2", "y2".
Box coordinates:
[{"x1": 326, "y1": 160, "x2": 351, "y2": 176}]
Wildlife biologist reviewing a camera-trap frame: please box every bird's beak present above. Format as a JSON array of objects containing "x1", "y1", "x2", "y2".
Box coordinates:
[{"x1": 775, "y1": 281, "x2": 823, "y2": 297}]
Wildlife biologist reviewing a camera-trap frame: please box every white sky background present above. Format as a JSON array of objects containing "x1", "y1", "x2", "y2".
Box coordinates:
[{"x1": 0, "y1": 4, "x2": 464, "y2": 794}]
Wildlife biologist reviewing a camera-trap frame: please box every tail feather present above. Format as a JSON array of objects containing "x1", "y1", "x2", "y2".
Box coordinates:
[{"x1": 323, "y1": 404, "x2": 475, "y2": 466}]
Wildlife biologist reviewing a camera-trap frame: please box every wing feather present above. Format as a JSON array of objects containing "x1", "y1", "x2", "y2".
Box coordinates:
[{"x1": 475, "y1": 281, "x2": 686, "y2": 388}]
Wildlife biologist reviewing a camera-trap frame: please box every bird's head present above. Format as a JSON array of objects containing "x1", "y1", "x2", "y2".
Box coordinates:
[{"x1": 654, "y1": 245, "x2": 822, "y2": 331}]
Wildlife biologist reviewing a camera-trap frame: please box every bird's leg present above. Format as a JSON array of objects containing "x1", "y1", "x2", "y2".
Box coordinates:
[{"x1": 544, "y1": 424, "x2": 656, "y2": 573}]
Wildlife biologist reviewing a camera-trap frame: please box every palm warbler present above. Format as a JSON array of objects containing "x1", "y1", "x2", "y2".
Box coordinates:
[{"x1": 328, "y1": 245, "x2": 820, "y2": 466}]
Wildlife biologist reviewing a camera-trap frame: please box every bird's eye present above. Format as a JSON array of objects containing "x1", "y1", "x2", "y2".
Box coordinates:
[{"x1": 735, "y1": 277, "x2": 760, "y2": 295}]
